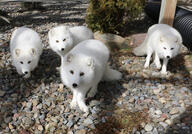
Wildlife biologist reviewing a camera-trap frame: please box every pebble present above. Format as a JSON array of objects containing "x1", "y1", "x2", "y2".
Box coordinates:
[
  {"x1": 155, "y1": 110, "x2": 162, "y2": 115},
  {"x1": 83, "y1": 118, "x2": 93, "y2": 126},
  {"x1": 66, "y1": 119, "x2": 74, "y2": 128},
  {"x1": 144, "y1": 124, "x2": 153, "y2": 132},
  {"x1": 170, "y1": 108, "x2": 179, "y2": 115},
  {"x1": 0, "y1": 90, "x2": 6, "y2": 96},
  {"x1": 76, "y1": 129, "x2": 86, "y2": 134}
]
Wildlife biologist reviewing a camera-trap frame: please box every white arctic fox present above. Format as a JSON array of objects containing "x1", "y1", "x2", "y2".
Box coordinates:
[
  {"x1": 133, "y1": 24, "x2": 182, "y2": 74},
  {"x1": 10, "y1": 27, "x2": 43, "y2": 78},
  {"x1": 60, "y1": 39, "x2": 122, "y2": 112},
  {"x1": 48, "y1": 25, "x2": 94, "y2": 57}
]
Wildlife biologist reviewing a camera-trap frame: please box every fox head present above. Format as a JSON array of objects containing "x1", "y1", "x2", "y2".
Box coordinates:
[
  {"x1": 158, "y1": 35, "x2": 182, "y2": 59},
  {"x1": 60, "y1": 53, "x2": 95, "y2": 90},
  {"x1": 13, "y1": 48, "x2": 39, "y2": 78},
  {"x1": 48, "y1": 25, "x2": 73, "y2": 56}
]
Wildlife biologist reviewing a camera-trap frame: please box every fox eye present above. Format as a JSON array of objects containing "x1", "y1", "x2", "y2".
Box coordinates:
[
  {"x1": 63, "y1": 39, "x2": 66, "y2": 41},
  {"x1": 20, "y1": 61, "x2": 23, "y2": 64},
  {"x1": 56, "y1": 40, "x2": 59, "y2": 43},
  {"x1": 171, "y1": 48, "x2": 174, "y2": 50},
  {"x1": 70, "y1": 70, "x2": 74, "y2": 74},
  {"x1": 163, "y1": 47, "x2": 167, "y2": 50},
  {"x1": 28, "y1": 61, "x2": 31, "y2": 64},
  {"x1": 80, "y1": 72, "x2": 84, "y2": 76}
]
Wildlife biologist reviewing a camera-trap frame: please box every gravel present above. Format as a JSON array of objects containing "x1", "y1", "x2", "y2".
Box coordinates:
[{"x1": 0, "y1": 1, "x2": 192, "y2": 134}]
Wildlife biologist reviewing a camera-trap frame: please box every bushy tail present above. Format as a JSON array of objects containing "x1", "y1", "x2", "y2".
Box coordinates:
[
  {"x1": 133, "y1": 35, "x2": 148, "y2": 56},
  {"x1": 103, "y1": 65, "x2": 122, "y2": 81}
]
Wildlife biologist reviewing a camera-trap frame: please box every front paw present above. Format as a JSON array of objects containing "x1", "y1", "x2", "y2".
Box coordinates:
[
  {"x1": 70, "y1": 101, "x2": 77, "y2": 109},
  {"x1": 144, "y1": 63, "x2": 149, "y2": 68},
  {"x1": 87, "y1": 89, "x2": 97, "y2": 98},
  {"x1": 56, "y1": 66, "x2": 61, "y2": 71},
  {"x1": 24, "y1": 74, "x2": 30, "y2": 78},
  {"x1": 161, "y1": 70, "x2": 167, "y2": 75},
  {"x1": 156, "y1": 64, "x2": 161, "y2": 69},
  {"x1": 79, "y1": 104, "x2": 89, "y2": 113}
]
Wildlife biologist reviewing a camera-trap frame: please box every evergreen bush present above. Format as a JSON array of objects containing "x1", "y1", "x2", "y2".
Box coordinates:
[{"x1": 86, "y1": 0, "x2": 146, "y2": 34}]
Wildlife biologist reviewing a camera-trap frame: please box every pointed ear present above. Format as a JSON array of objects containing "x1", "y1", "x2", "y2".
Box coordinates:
[
  {"x1": 31, "y1": 48, "x2": 36, "y2": 56},
  {"x1": 48, "y1": 28, "x2": 55, "y2": 37},
  {"x1": 66, "y1": 53, "x2": 74, "y2": 63},
  {"x1": 175, "y1": 38, "x2": 179, "y2": 43},
  {"x1": 15, "y1": 49, "x2": 20, "y2": 57},
  {"x1": 87, "y1": 57, "x2": 95, "y2": 70}
]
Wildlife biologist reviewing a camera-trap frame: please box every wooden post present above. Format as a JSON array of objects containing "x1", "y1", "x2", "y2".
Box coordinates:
[{"x1": 159, "y1": 0, "x2": 178, "y2": 26}]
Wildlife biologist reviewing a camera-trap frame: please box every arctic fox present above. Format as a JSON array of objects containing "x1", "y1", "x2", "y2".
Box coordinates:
[
  {"x1": 48, "y1": 25, "x2": 94, "y2": 57},
  {"x1": 60, "y1": 39, "x2": 122, "y2": 113},
  {"x1": 133, "y1": 24, "x2": 182, "y2": 74},
  {"x1": 10, "y1": 27, "x2": 43, "y2": 78}
]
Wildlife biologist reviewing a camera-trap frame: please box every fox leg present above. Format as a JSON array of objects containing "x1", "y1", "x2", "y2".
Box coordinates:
[
  {"x1": 77, "y1": 90, "x2": 89, "y2": 113},
  {"x1": 154, "y1": 52, "x2": 161, "y2": 69},
  {"x1": 144, "y1": 51, "x2": 152, "y2": 68},
  {"x1": 70, "y1": 89, "x2": 78, "y2": 108},
  {"x1": 87, "y1": 84, "x2": 98, "y2": 98},
  {"x1": 161, "y1": 58, "x2": 168, "y2": 74}
]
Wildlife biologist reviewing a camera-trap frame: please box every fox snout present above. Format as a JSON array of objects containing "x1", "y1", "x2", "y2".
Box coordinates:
[{"x1": 72, "y1": 83, "x2": 78, "y2": 88}]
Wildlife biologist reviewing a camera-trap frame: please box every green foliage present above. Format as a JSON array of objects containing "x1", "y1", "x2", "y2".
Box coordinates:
[{"x1": 86, "y1": 0, "x2": 146, "y2": 34}]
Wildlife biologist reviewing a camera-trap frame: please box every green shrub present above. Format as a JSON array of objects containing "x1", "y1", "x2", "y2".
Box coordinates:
[{"x1": 86, "y1": 0, "x2": 146, "y2": 34}]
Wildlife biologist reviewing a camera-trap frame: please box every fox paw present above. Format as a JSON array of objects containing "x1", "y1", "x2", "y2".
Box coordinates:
[
  {"x1": 156, "y1": 64, "x2": 161, "y2": 69},
  {"x1": 160, "y1": 70, "x2": 167, "y2": 75},
  {"x1": 79, "y1": 104, "x2": 89, "y2": 113},
  {"x1": 70, "y1": 101, "x2": 77, "y2": 109},
  {"x1": 87, "y1": 89, "x2": 97, "y2": 98},
  {"x1": 144, "y1": 64, "x2": 149, "y2": 68}
]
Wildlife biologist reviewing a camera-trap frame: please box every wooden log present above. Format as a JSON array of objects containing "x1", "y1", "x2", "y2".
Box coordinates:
[{"x1": 159, "y1": 0, "x2": 178, "y2": 26}]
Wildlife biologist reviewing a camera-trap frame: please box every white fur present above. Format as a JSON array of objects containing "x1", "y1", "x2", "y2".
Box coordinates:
[
  {"x1": 48, "y1": 25, "x2": 94, "y2": 57},
  {"x1": 60, "y1": 39, "x2": 122, "y2": 112},
  {"x1": 133, "y1": 24, "x2": 182, "y2": 74},
  {"x1": 10, "y1": 27, "x2": 43, "y2": 78}
]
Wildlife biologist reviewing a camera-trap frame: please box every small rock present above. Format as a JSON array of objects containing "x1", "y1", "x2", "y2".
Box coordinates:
[
  {"x1": 37, "y1": 125, "x2": 43, "y2": 131},
  {"x1": 66, "y1": 119, "x2": 74, "y2": 128},
  {"x1": 144, "y1": 124, "x2": 153, "y2": 132},
  {"x1": 165, "y1": 119, "x2": 172, "y2": 125},
  {"x1": 155, "y1": 110, "x2": 162, "y2": 115},
  {"x1": 159, "y1": 122, "x2": 168, "y2": 128},
  {"x1": 83, "y1": 118, "x2": 93, "y2": 126},
  {"x1": 0, "y1": 90, "x2": 6, "y2": 96},
  {"x1": 76, "y1": 129, "x2": 86, "y2": 134},
  {"x1": 170, "y1": 108, "x2": 179, "y2": 115},
  {"x1": 159, "y1": 97, "x2": 166, "y2": 104},
  {"x1": 153, "y1": 89, "x2": 161, "y2": 94}
]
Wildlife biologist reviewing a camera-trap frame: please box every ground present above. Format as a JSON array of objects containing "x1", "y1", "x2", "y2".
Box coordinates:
[{"x1": 0, "y1": 1, "x2": 192, "y2": 134}]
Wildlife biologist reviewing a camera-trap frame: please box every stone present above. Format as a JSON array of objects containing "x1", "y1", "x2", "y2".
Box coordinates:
[
  {"x1": 159, "y1": 122, "x2": 168, "y2": 128},
  {"x1": 37, "y1": 125, "x2": 44, "y2": 131},
  {"x1": 165, "y1": 119, "x2": 172, "y2": 125},
  {"x1": 76, "y1": 129, "x2": 86, "y2": 134},
  {"x1": 83, "y1": 118, "x2": 93, "y2": 126},
  {"x1": 170, "y1": 108, "x2": 179, "y2": 115},
  {"x1": 159, "y1": 97, "x2": 166, "y2": 104},
  {"x1": 155, "y1": 110, "x2": 162, "y2": 115},
  {"x1": 0, "y1": 90, "x2": 5, "y2": 96},
  {"x1": 144, "y1": 124, "x2": 153, "y2": 132},
  {"x1": 66, "y1": 119, "x2": 74, "y2": 128}
]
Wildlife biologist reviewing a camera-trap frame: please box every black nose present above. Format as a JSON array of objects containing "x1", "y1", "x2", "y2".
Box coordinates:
[
  {"x1": 167, "y1": 56, "x2": 170, "y2": 59},
  {"x1": 72, "y1": 83, "x2": 78, "y2": 88},
  {"x1": 24, "y1": 71, "x2": 28, "y2": 74},
  {"x1": 61, "y1": 48, "x2": 65, "y2": 51}
]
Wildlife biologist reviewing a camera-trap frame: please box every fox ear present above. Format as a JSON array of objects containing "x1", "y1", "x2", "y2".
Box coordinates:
[
  {"x1": 31, "y1": 48, "x2": 36, "y2": 56},
  {"x1": 48, "y1": 28, "x2": 55, "y2": 37},
  {"x1": 15, "y1": 49, "x2": 20, "y2": 57},
  {"x1": 175, "y1": 38, "x2": 179, "y2": 43},
  {"x1": 87, "y1": 57, "x2": 95, "y2": 70},
  {"x1": 66, "y1": 53, "x2": 74, "y2": 63}
]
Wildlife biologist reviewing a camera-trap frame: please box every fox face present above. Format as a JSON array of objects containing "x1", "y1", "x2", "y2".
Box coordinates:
[
  {"x1": 48, "y1": 26, "x2": 73, "y2": 56},
  {"x1": 158, "y1": 35, "x2": 181, "y2": 59},
  {"x1": 13, "y1": 48, "x2": 38, "y2": 78},
  {"x1": 61, "y1": 53, "x2": 95, "y2": 90}
]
